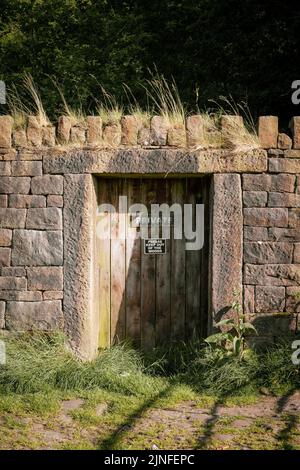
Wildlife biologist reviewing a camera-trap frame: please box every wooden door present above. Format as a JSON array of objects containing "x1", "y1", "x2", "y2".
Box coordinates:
[{"x1": 96, "y1": 178, "x2": 209, "y2": 349}]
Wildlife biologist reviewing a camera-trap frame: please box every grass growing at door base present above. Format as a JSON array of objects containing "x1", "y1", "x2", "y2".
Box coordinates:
[{"x1": 0, "y1": 332, "x2": 300, "y2": 450}]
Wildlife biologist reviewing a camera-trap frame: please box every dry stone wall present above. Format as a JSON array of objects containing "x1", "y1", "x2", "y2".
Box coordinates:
[{"x1": 1, "y1": 113, "x2": 300, "y2": 356}]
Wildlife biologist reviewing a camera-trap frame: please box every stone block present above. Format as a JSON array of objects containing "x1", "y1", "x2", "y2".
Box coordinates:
[
  {"x1": 11, "y1": 230, "x2": 63, "y2": 266},
  {"x1": 0, "y1": 162, "x2": 11, "y2": 176},
  {"x1": 284, "y1": 150, "x2": 300, "y2": 158},
  {"x1": 289, "y1": 116, "x2": 300, "y2": 149},
  {"x1": 0, "y1": 116, "x2": 13, "y2": 148},
  {"x1": 286, "y1": 286, "x2": 300, "y2": 313},
  {"x1": 87, "y1": 116, "x2": 102, "y2": 145},
  {"x1": 277, "y1": 133, "x2": 292, "y2": 150},
  {"x1": 0, "y1": 277, "x2": 26, "y2": 290},
  {"x1": 11, "y1": 161, "x2": 42, "y2": 177},
  {"x1": 5, "y1": 301, "x2": 63, "y2": 330},
  {"x1": 0, "y1": 229, "x2": 12, "y2": 246},
  {"x1": 243, "y1": 208, "x2": 288, "y2": 227},
  {"x1": 27, "y1": 116, "x2": 42, "y2": 147},
  {"x1": 167, "y1": 123, "x2": 186, "y2": 147},
  {"x1": 255, "y1": 286, "x2": 285, "y2": 312},
  {"x1": 0, "y1": 301, "x2": 4, "y2": 328},
  {"x1": 0, "y1": 291, "x2": 42, "y2": 301},
  {"x1": 0, "y1": 248, "x2": 11, "y2": 267},
  {"x1": 43, "y1": 291, "x2": 63, "y2": 300},
  {"x1": 251, "y1": 313, "x2": 296, "y2": 336},
  {"x1": 186, "y1": 115, "x2": 207, "y2": 147},
  {"x1": 244, "y1": 242, "x2": 293, "y2": 264},
  {"x1": 121, "y1": 115, "x2": 139, "y2": 146},
  {"x1": 0, "y1": 195, "x2": 7, "y2": 207},
  {"x1": 288, "y1": 209, "x2": 300, "y2": 228},
  {"x1": 103, "y1": 123, "x2": 121, "y2": 147},
  {"x1": 9, "y1": 195, "x2": 46, "y2": 208},
  {"x1": 294, "y1": 243, "x2": 300, "y2": 263},
  {"x1": 268, "y1": 192, "x2": 300, "y2": 207},
  {"x1": 243, "y1": 173, "x2": 295, "y2": 193},
  {"x1": 57, "y1": 116, "x2": 71, "y2": 143},
  {"x1": 244, "y1": 264, "x2": 300, "y2": 286},
  {"x1": 150, "y1": 116, "x2": 170, "y2": 146},
  {"x1": 258, "y1": 116, "x2": 278, "y2": 149},
  {"x1": 13, "y1": 129, "x2": 27, "y2": 147},
  {"x1": 0, "y1": 209, "x2": 26, "y2": 228},
  {"x1": 47, "y1": 195, "x2": 63, "y2": 207},
  {"x1": 269, "y1": 158, "x2": 300, "y2": 173},
  {"x1": 26, "y1": 207, "x2": 62, "y2": 230},
  {"x1": 31, "y1": 175, "x2": 63, "y2": 195},
  {"x1": 244, "y1": 285, "x2": 255, "y2": 313},
  {"x1": 1, "y1": 267, "x2": 26, "y2": 277},
  {"x1": 137, "y1": 126, "x2": 150, "y2": 146},
  {"x1": 70, "y1": 125, "x2": 86, "y2": 144},
  {"x1": 42, "y1": 126, "x2": 56, "y2": 146},
  {"x1": 243, "y1": 191, "x2": 267, "y2": 207},
  {"x1": 27, "y1": 267, "x2": 63, "y2": 291},
  {"x1": 268, "y1": 227, "x2": 300, "y2": 242},
  {"x1": 244, "y1": 226, "x2": 268, "y2": 241},
  {"x1": 0, "y1": 177, "x2": 31, "y2": 194}
]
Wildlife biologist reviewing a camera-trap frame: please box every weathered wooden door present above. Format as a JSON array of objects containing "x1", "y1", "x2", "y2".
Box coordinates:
[{"x1": 96, "y1": 178, "x2": 209, "y2": 349}]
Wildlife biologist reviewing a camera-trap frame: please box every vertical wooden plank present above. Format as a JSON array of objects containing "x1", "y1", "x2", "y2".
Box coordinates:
[
  {"x1": 155, "y1": 179, "x2": 171, "y2": 345},
  {"x1": 140, "y1": 179, "x2": 156, "y2": 350},
  {"x1": 98, "y1": 179, "x2": 111, "y2": 348},
  {"x1": 125, "y1": 179, "x2": 141, "y2": 346},
  {"x1": 200, "y1": 177, "x2": 210, "y2": 338},
  {"x1": 170, "y1": 179, "x2": 186, "y2": 340},
  {"x1": 185, "y1": 178, "x2": 202, "y2": 339},
  {"x1": 110, "y1": 178, "x2": 126, "y2": 343}
]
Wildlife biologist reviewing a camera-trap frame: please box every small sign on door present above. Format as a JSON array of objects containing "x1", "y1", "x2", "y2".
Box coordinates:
[{"x1": 144, "y1": 239, "x2": 166, "y2": 254}]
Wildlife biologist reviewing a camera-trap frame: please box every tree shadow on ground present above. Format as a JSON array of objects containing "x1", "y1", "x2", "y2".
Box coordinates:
[{"x1": 274, "y1": 388, "x2": 298, "y2": 450}]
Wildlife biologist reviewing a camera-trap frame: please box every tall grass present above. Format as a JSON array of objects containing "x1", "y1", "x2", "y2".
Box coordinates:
[{"x1": 95, "y1": 85, "x2": 123, "y2": 125}]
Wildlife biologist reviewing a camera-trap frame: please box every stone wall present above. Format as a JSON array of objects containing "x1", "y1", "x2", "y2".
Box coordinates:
[{"x1": 1, "y1": 113, "x2": 300, "y2": 357}]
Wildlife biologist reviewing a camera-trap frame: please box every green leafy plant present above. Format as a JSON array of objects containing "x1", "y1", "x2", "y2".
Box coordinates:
[{"x1": 205, "y1": 289, "x2": 257, "y2": 360}]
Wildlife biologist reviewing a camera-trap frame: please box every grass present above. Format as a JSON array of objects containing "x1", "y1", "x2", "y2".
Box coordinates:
[
  {"x1": 95, "y1": 85, "x2": 123, "y2": 126},
  {"x1": 0, "y1": 332, "x2": 300, "y2": 450}
]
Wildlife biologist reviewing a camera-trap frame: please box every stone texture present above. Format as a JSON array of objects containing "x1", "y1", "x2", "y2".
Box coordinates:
[
  {"x1": 9, "y1": 195, "x2": 46, "y2": 208},
  {"x1": 70, "y1": 125, "x2": 86, "y2": 144},
  {"x1": 0, "y1": 277, "x2": 26, "y2": 290},
  {"x1": 27, "y1": 267, "x2": 63, "y2": 291},
  {"x1": 27, "y1": 116, "x2": 42, "y2": 147},
  {"x1": 1, "y1": 267, "x2": 26, "y2": 277},
  {"x1": 43, "y1": 148, "x2": 267, "y2": 175},
  {"x1": 251, "y1": 313, "x2": 296, "y2": 336},
  {"x1": 13, "y1": 129, "x2": 27, "y2": 147},
  {"x1": 0, "y1": 229, "x2": 12, "y2": 247},
  {"x1": 243, "y1": 208, "x2": 288, "y2": 227},
  {"x1": 186, "y1": 115, "x2": 205, "y2": 147},
  {"x1": 286, "y1": 287, "x2": 300, "y2": 313},
  {"x1": 244, "y1": 285, "x2": 255, "y2": 313},
  {"x1": 31, "y1": 175, "x2": 63, "y2": 195},
  {"x1": 0, "y1": 209, "x2": 26, "y2": 228},
  {"x1": 244, "y1": 226, "x2": 268, "y2": 241},
  {"x1": 64, "y1": 174, "x2": 99, "y2": 360},
  {"x1": 0, "y1": 177, "x2": 31, "y2": 194},
  {"x1": 150, "y1": 116, "x2": 170, "y2": 146},
  {"x1": 289, "y1": 116, "x2": 300, "y2": 149},
  {"x1": 42, "y1": 126, "x2": 56, "y2": 146},
  {"x1": 11, "y1": 161, "x2": 42, "y2": 177},
  {"x1": 167, "y1": 123, "x2": 186, "y2": 147},
  {"x1": 0, "y1": 291, "x2": 42, "y2": 301},
  {"x1": 277, "y1": 133, "x2": 292, "y2": 150},
  {"x1": 258, "y1": 116, "x2": 278, "y2": 149},
  {"x1": 243, "y1": 191, "x2": 267, "y2": 207},
  {"x1": 0, "y1": 149, "x2": 17, "y2": 160},
  {"x1": 15, "y1": 151, "x2": 42, "y2": 161},
  {"x1": 57, "y1": 116, "x2": 71, "y2": 144},
  {"x1": 210, "y1": 174, "x2": 243, "y2": 322},
  {"x1": 268, "y1": 227, "x2": 300, "y2": 242},
  {"x1": 11, "y1": 230, "x2": 63, "y2": 266},
  {"x1": 284, "y1": 150, "x2": 300, "y2": 158},
  {"x1": 288, "y1": 209, "x2": 300, "y2": 228},
  {"x1": 269, "y1": 158, "x2": 300, "y2": 173},
  {"x1": 255, "y1": 286, "x2": 285, "y2": 313},
  {"x1": 87, "y1": 116, "x2": 102, "y2": 145},
  {"x1": 294, "y1": 243, "x2": 300, "y2": 263},
  {"x1": 43, "y1": 291, "x2": 63, "y2": 300},
  {"x1": 103, "y1": 123, "x2": 121, "y2": 147},
  {"x1": 121, "y1": 115, "x2": 139, "y2": 146},
  {"x1": 0, "y1": 301, "x2": 4, "y2": 328},
  {"x1": 137, "y1": 126, "x2": 150, "y2": 146},
  {"x1": 243, "y1": 174, "x2": 295, "y2": 193},
  {"x1": 244, "y1": 264, "x2": 300, "y2": 286},
  {"x1": 5, "y1": 301, "x2": 63, "y2": 330},
  {"x1": 0, "y1": 195, "x2": 7, "y2": 207},
  {"x1": 0, "y1": 162, "x2": 11, "y2": 176},
  {"x1": 268, "y1": 192, "x2": 300, "y2": 207},
  {"x1": 47, "y1": 195, "x2": 63, "y2": 208},
  {"x1": 0, "y1": 248, "x2": 11, "y2": 267},
  {"x1": 244, "y1": 242, "x2": 293, "y2": 264},
  {"x1": 26, "y1": 207, "x2": 62, "y2": 230},
  {"x1": 0, "y1": 116, "x2": 13, "y2": 148}
]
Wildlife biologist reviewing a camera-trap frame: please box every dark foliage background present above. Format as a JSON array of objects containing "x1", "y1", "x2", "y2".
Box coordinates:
[{"x1": 0, "y1": 0, "x2": 299, "y2": 124}]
